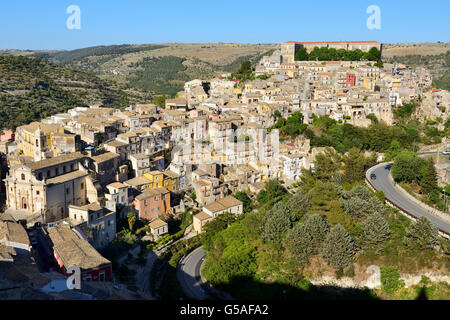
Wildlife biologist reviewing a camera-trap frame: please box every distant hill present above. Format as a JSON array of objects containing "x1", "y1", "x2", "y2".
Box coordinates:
[
  {"x1": 0, "y1": 55, "x2": 152, "y2": 129},
  {"x1": 1, "y1": 42, "x2": 447, "y2": 111},
  {"x1": 0, "y1": 43, "x2": 278, "y2": 97},
  {"x1": 382, "y1": 43, "x2": 450, "y2": 91}
]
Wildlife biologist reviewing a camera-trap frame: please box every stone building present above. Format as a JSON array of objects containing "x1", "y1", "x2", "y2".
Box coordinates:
[
  {"x1": 4, "y1": 153, "x2": 99, "y2": 224},
  {"x1": 281, "y1": 41, "x2": 383, "y2": 64}
]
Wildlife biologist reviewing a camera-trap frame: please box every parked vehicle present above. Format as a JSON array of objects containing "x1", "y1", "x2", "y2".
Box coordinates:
[{"x1": 370, "y1": 173, "x2": 377, "y2": 180}]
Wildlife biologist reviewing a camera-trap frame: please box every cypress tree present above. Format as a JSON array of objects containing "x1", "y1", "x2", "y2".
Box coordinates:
[
  {"x1": 405, "y1": 217, "x2": 439, "y2": 250},
  {"x1": 284, "y1": 223, "x2": 314, "y2": 264},
  {"x1": 421, "y1": 158, "x2": 438, "y2": 195},
  {"x1": 322, "y1": 224, "x2": 356, "y2": 269},
  {"x1": 362, "y1": 213, "x2": 390, "y2": 248},
  {"x1": 304, "y1": 214, "x2": 330, "y2": 254}
]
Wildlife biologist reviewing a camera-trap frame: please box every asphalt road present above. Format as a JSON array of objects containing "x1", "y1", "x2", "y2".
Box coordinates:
[
  {"x1": 367, "y1": 163, "x2": 450, "y2": 236},
  {"x1": 176, "y1": 246, "x2": 209, "y2": 300}
]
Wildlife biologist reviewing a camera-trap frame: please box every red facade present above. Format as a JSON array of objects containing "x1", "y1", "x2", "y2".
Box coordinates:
[{"x1": 346, "y1": 74, "x2": 356, "y2": 87}]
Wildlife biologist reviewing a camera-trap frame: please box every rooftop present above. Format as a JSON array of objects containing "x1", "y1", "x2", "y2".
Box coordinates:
[
  {"x1": 46, "y1": 170, "x2": 88, "y2": 185},
  {"x1": 124, "y1": 176, "x2": 151, "y2": 187},
  {"x1": 135, "y1": 187, "x2": 169, "y2": 200},
  {"x1": 149, "y1": 218, "x2": 168, "y2": 229},
  {"x1": 26, "y1": 152, "x2": 84, "y2": 171},
  {"x1": 204, "y1": 196, "x2": 243, "y2": 213},
  {"x1": 0, "y1": 221, "x2": 30, "y2": 247},
  {"x1": 107, "y1": 182, "x2": 127, "y2": 189},
  {"x1": 90, "y1": 152, "x2": 120, "y2": 163},
  {"x1": 194, "y1": 211, "x2": 214, "y2": 221},
  {"x1": 48, "y1": 225, "x2": 110, "y2": 270}
]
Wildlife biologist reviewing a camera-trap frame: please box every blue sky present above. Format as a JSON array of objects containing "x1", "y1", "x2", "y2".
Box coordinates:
[{"x1": 0, "y1": 0, "x2": 448, "y2": 50}]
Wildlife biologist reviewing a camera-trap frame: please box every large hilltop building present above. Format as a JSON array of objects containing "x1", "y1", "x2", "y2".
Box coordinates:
[{"x1": 281, "y1": 41, "x2": 383, "y2": 64}]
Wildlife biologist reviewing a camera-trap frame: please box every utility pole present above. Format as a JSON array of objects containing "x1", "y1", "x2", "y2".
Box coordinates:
[{"x1": 443, "y1": 189, "x2": 447, "y2": 214}]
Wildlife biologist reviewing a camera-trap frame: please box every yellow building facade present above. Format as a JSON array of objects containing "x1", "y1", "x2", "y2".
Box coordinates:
[{"x1": 143, "y1": 170, "x2": 178, "y2": 192}]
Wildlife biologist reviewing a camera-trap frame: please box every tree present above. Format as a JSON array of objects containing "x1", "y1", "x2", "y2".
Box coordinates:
[
  {"x1": 385, "y1": 140, "x2": 403, "y2": 161},
  {"x1": 362, "y1": 213, "x2": 390, "y2": 248},
  {"x1": 321, "y1": 224, "x2": 356, "y2": 269},
  {"x1": 202, "y1": 212, "x2": 237, "y2": 250},
  {"x1": 233, "y1": 192, "x2": 252, "y2": 213},
  {"x1": 366, "y1": 113, "x2": 379, "y2": 124},
  {"x1": 283, "y1": 223, "x2": 314, "y2": 264},
  {"x1": 153, "y1": 95, "x2": 166, "y2": 109},
  {"x1": 238, "y1": 60, "x2": 252, "y2": 74},
  {"x1": 286, "y1": 190, "x2": 311, "y2": 219},
  {"x1": 341, "y1": 186, "x2": 385, "y2": 221},
  {"x1": 391, "y1": 150, "x2": 427, "y2": 183},
  {"x1": 394, "y1": 102, "x2": 416, "y2": 120},
  {"x1": 257, "y1": 179, "x2": 287, "y2": 205},
  {"x1": 262, "y1": 205, "x2": 292, "y2": 243},
  {"x1": 405, "y1": 217, "x2": 439, "y2": 250},
  {"x1": 304, "y1": 214, "x2": 330, "y2": 254},
  {"x1": 366, "y1": 47, "x2": 382, "y2": 61},
  {"x1": 127, "y1": 212, "x2": 136, "y2": 232},
  {"x1": 270, "y1": 201, "x2": 296, "y2": 223},
  {"x1": 343, "y1": 148, "x2": 371, "y2": 184},
  {"x1": 273, "y1": 110, "x2": 281, "y2": 119},
  {"x1": 421, "y1": 158, "x2": 438, "y2": 195},
  {"x1": 294, "y1": 47, "x2": 309, "y2": 61},
  {"x1": 314, "y1": 148, "x2": 340, "y2": 181}
]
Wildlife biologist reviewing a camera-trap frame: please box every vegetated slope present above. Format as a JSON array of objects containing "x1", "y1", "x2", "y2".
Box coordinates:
[
  {"x1": 383, "y1": 43, "x2": 450, "y2": 91},
  {"x1": 0, "y1": 55, "x2": 152, "y2": 129},
  {"x1": 1, "y1": 43, "x2": 277, "y2": 96}
]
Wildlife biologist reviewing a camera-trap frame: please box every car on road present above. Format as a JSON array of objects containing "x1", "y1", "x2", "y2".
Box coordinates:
[
  {"x1": 370, "y1": 173, "x2": 377, "y2": 180},
  {"x1": 443, "y1": 150, "x2": 450, "y2": 155}
]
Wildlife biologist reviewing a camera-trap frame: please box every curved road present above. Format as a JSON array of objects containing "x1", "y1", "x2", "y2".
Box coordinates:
[
  {"x1": 367, "y1": 163, "x2": 450, "y2": 236},
  {"x1": 176, "y1": 246, "x2": 210, "y2": 300}
]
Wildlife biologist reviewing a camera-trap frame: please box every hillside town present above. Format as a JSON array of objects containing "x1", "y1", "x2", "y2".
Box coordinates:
[{"x1": 0, "y1": 40, "x2": 449, "y2": 299}]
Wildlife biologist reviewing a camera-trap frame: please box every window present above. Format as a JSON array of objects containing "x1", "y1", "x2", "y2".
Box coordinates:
[
  {"x1": 55, "y1": 168, "x2": 59, "y2": 175},
  {"x1": 154, "y1": 196, "x2": 158, "y2": 201},
  {"x1": 80, "y1": 183, "x2": 84, "y2": 189},
  {"x1": 36, "y1": 191, "x2": 40, "y2": 195},
  {"x1": 66, "y1": 188, "x2": 70, "y2": 195},
  {"x1": 38, "y1": 172, "x2": 43, "y2": 180},
  {"x1": 21, "y1": 174, "x2": 25, "y2": 181},
  {"x1": 74, "y1": 214, "x2": 77, "y2": 220},
  {"x1": 47, "y1": 171, "x2": 51, "y2": 178}
]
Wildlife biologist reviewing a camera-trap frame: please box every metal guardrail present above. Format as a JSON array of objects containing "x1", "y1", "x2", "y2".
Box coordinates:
[{"x1": 365, "y1": 166, "x2": 450, "y2": 239}]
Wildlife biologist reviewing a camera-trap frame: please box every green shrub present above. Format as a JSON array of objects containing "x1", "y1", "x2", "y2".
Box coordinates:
[{"x1": 380, "y1": 266, "x2": 405, "y2": 294}]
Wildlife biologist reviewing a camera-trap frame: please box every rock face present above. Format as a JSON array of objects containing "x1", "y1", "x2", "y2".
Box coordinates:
[
  {"x1": 365, "y1": 265, "x2": 382, "y2": 289},
  {"x1": 310, "y1": 267, "x2": 450, "y2": 290},
  {"x1": 414, "y1": 90, "x2": 449, "y2": 123}
]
